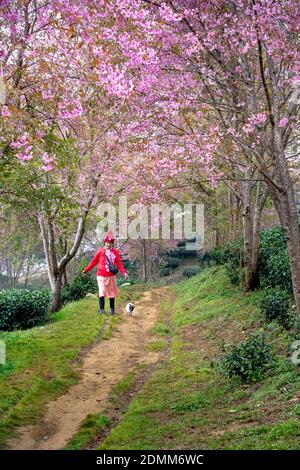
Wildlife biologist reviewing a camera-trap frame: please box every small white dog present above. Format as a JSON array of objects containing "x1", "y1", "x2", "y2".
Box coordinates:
[{"x1": 125, "y1": 302, "x2": 135, "y2": 316}]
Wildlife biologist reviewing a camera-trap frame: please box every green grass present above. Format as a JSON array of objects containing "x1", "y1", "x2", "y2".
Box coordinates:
[
  {"x1": 112, "y1": 371, "x2": 138, "y2": 396},
  {"x1": 150, "y1": 322, "x2": 170, "y2": 336},
  {"x1": 64, "y1": 414, "x2": 111, "y2": 450},
  {"x1": 97, "y1": 267, "x2": 300, "y2": 450},
  {"x1": 0, "y1": 284, "x2": 147, "y2": 449},
  {"x1": 147, "y1": 340, "x2": 168, "y2": 352},
  {"x1": 109, "y1": 363, "x2": 149, "y2": 411}
]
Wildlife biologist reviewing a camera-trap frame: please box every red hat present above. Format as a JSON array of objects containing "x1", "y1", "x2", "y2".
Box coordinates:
[{"x1": 103, "y1": 230, "x2": 115, "y2": 243}]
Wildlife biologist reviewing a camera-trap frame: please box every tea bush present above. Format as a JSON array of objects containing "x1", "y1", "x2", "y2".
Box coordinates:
[
  {"x1": 260, "y1": 288, "x2": 293, "y2": 328},
  {"x1": 62, "y1": 273, "x2": 98, "y2": 304},
  {"x1": 259, "y1": 227, "x2": 292, "y2": 292},
  {"x1": 160, "y1": 267, "x2": 170, "y2": 277},
  {"x1": 0, "y1": 289, "x2": 51, "y2": 331},
  {"x1": 182, "y1": 267, "x2": 203, "y2": 278},
  {"x1": 218, "y1": 333, "x2": 274, "y2": 383},
  {"x1": 164, "y1": 258, "x2": 180, "y2": 269}
]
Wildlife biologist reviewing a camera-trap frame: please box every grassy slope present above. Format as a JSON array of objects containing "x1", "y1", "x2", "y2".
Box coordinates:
[
  {"x1": 0, "y1": 284, "x2": 147, "y2": 449},
  {"x1": 98, "y1": 267, "x2": 300, "y2": 450}
]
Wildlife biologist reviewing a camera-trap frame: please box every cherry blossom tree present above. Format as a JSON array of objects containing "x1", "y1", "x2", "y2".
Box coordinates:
[
  {"x1": 1, "y1": 0, "x2": 300, "y2": 312},
  {"x1": 0, "y1": 0, "x2": 156, "y2": 310},
  {"x1": 126, "y1": 0, "x2": 300, "y2": 309}
]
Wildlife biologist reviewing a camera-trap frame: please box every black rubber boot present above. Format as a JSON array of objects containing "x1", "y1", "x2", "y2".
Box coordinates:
[
  {"x1": 99, "y1": 296, "x2": 105, "y2": 314},
  {"x1": 109, "y1": 298, "x2": 115, "y2": 315}
]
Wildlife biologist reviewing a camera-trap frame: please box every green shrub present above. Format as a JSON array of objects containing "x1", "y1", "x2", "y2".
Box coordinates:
[
  {"x1": 179, "y1": 248, "x2": 198, "y2": 258},
  {"x1": 263, "y1": 252, "x2": 292, "y2": 292},
  {"x1": 121, "y1": 259, "x2": 130, "y2": 269},
  {"x1": 289, "y1": 318, "x2": 300, "y2": 339},
  {"x1": 182, "y1": 267, "x2": 203, "y2": 278},
  {"x1": 260, "y1": 288, "x2": 293, "y2": 328},
  {"x1": 198, "y1": 251, "x2": 211, "y2": 267},
  {"x1": 225, "y1": 261, "x2": 241, "y2": 285},
  {"x1": 62, "y1": 273, "x2": 98, "y2": 304},
  {"x1": 122, "y1": 260, "x2": 138, "y2": 282},
  {"x1": 218, "y1": 333, "x2": 274, "y2": 383},
  {"x1": 259, "y1": 227, "x2": 292, "y2": 292},
  {"x1": 160, "y1": 267, "x2": 170, "y2": 277},
  {"x1": 210, "y1": 240, "x2": 243, "y2": 267},
  {"x1": 0, "y1": 289, "x2": 51, "y2": 331},
  {"x1": 209, "y1": 247, "x2": 225, "y2": 265},
  {"x1": 166, "y1": 250, "x2": 180, "y2": 259},
  {"x1": 209, "y1": 241, "x2": 242, "y2": 285},
  {"x1": 222, "y1": 240, "x2": 243, "y2": 266},
  {"x1": 164, "y1": 258, "x2": 180, "y2": 269}
]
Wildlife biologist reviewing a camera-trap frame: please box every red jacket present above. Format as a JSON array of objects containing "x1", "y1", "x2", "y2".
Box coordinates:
[{"x1": 83, "y1": 247, "x2": 127, "y2": 277}]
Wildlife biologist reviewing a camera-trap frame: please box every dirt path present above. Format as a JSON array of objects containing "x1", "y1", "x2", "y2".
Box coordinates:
[{"x1": 8, "y1": 287, "x2": 169, "y2": 450}]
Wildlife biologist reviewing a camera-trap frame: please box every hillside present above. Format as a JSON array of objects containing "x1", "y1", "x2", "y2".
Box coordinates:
[
  {"x1": 1, "y1": 267, "x2": 300, "y2": 450},
  {"x1": 97, "y1": 268, "x2": 300, "y2": 450}
]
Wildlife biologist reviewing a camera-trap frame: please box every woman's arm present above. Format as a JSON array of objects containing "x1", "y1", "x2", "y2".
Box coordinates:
[
  {"x1": 82, "y1": 249, "x2": 101, "y2": 274},
  {"x1": 115, "y1": 251, "x2": 128, "y2": 277}
]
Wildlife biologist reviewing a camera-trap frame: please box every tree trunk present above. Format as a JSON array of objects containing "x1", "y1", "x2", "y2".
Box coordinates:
[
  {"x1": 24, "y1": 259, "x2": 30, "y2": 287},
  {"x1": 263, "y1": 53, "x2": 300, "y2": 314},
  {"x1": 251, "y1": 183, "x2": 269, "y2": 289},
  {"x1": 214, "y1": 227, "x2": 221, "y2": 248},
  {"x1": 62, "y1": 268, "x2": 68, "y2": 287},
  {"x1": 242, "y1": 170, "x2": 256, "y2": 291},
  {"x1": 268, "y1": 181, "x2": 300, "y2": 310},
  {"x1": 141, "y1": 239, "x2": 148, "y2": 283},
  {"x1": 228, "y1": 186, "x2": 234, "y2": 240},
  {"x1": 51, "y1": 273, "x2": 63, "y2": 313},
  {"x1": 38, "y1": 193, "x2": 94, "y2": 313},
  {"x1": 243, "y1": 173, "x2": 268, "y2": 291},
  {"x1": 228, "y1": 187, "x2": 240, "y2": 241},
  {"x1": 270, "y1": 186, "x2": 300, "y2": 313},
  {"x1": 271, "y1": 126, "x2": 300, "y2": 314}
]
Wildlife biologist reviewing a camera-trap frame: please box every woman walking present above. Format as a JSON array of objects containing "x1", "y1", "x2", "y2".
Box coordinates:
[{"x1": 82, "y1": 231, "x2": 128, "y2": 314}]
